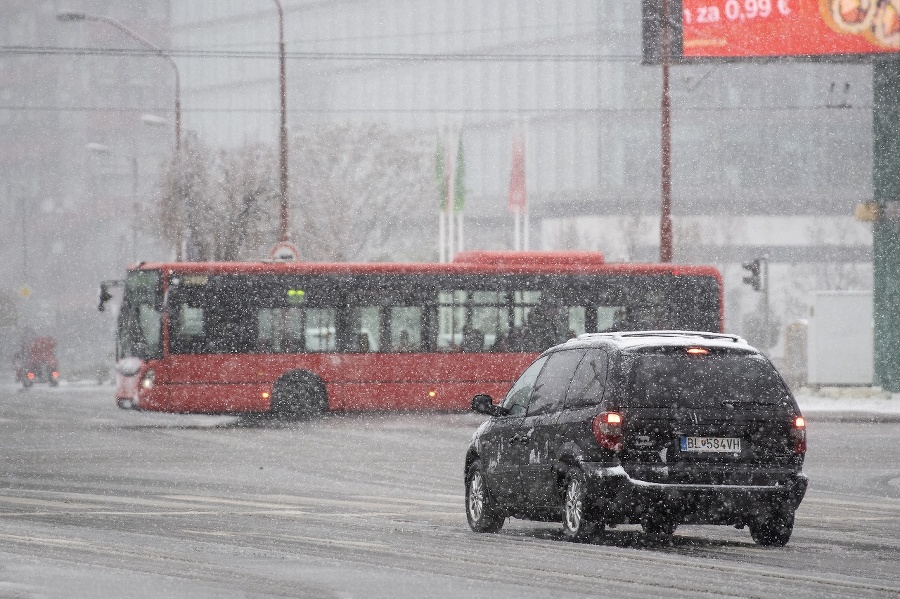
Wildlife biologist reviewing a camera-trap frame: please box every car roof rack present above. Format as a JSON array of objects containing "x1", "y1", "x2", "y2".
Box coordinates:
[{"x1": 578, "y1": 330, "x2": 746, "y2": 344}]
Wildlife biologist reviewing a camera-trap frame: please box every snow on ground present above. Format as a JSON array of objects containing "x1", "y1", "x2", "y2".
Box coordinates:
[{"x1": 795, "y1": 387, "x2": 900, "y2": 414}]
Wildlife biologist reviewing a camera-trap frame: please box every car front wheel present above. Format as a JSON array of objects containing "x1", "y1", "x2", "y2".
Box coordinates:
[{"x1": 465, "y1": 460, "x2": 505, "y2": 533}]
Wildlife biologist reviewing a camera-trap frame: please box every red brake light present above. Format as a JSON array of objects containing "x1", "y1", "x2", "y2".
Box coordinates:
[
  {"x1": 792, "y1": 415, "x2": 807, "y2": 455},
  {"x1": 685, "y1": 347, "x2": 709, "y2": 355},
  {"x1": 27, "y1": 372, "x2": 35, "y2": 380},
  {"x1": 592, "y1": 412, "x2": 624, "y2": 451}
]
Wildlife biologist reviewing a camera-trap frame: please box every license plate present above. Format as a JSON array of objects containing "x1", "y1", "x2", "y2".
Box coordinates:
[{"x1": 680, "y1": 436, "x2": 742, "y2": 453}]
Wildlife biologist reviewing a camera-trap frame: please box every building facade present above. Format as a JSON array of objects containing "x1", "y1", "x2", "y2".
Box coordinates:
[{"x1": 0, "y1": 0, "x2": 172, "y2": 372}]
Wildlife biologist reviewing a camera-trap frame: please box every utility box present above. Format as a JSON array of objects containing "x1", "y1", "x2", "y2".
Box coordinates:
[{"x1": 807, "y1": 291, "x2": 873, "y2": 386}]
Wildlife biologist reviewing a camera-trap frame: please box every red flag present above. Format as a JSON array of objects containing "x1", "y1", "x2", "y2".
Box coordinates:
[{"x1": 507, "y1": 137, "x2": 526, "y2": 213}]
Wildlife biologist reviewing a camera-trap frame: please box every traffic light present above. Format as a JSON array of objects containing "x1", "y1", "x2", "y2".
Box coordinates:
[{"x1": 742, "y1": 259, "x2": 762, "y2": 291}]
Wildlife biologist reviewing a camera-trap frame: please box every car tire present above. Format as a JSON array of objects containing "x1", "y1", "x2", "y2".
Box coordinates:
[
  {"x1": 561, "y1": 468, "x2": 597, "y2": 541},
  {"x1": 749, "y1": 509, "x2": 794, "y2": 547},
  {"x1": 271, "y1": 371, "x2": 328, "y2": 420},
  {"x1": 466, "y1": 460, "x2": 505, "y2": 533}
]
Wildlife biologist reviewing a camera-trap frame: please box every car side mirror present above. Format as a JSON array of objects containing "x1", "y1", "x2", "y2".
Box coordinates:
[{"x1": 471, "y1": 393, "x2": 508, "y2": 417}]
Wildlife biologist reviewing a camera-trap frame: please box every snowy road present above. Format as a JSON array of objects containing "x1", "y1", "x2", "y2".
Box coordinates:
[{"x1": 1, "y1": 384, "x2": 899, "y2": 598}]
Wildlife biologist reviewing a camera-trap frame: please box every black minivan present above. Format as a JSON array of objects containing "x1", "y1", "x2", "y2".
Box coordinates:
[{"x1": 464, "y1": 331, "x2": 808, "y2": 546}]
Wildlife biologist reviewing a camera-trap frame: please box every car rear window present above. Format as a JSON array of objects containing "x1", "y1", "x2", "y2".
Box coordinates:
[{"x1": 626, "y1": 349, "x2": 790, "y2": 408}]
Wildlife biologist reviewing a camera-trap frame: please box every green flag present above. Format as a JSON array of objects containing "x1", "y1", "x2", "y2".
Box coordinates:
[
  {"x1": 435, "y1": 141, "x2": 447, "y2": 210},
  {"x1": 454, "y1": 137, "x2": 466, "y2": 214}
]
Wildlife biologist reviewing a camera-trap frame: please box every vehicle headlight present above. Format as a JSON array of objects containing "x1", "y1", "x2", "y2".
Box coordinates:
[{"x1": 140, "y1": 369, "x2": 155, "y2": 390}]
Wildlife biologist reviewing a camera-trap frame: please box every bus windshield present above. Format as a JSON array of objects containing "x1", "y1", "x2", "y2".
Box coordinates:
[{"x1": 117, "y1": 270, "x2": 162, "y2": 360}]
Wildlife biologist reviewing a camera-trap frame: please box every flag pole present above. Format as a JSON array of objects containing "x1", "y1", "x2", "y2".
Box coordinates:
[
  {"x1": 514, "y1": 211, "x2": 521, "y2": 251},
  {"x1": 439, "y1": 211, "x2": 446, "y2": 263},
  {"x1": 454, "y1": 131, "x2": 465, "y2": 254},
  {"x1": 523, "y1": 122, "x2": 530, "y2": 250},
  {"x1": 524, "y1": 205, "x2": 530, "y2": 251},
  {"x1": 446, "y1": 130, "x2": 455, "y2": 262}
]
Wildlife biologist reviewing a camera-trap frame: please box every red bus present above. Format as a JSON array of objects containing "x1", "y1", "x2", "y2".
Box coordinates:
[{"x1": 105, "y1": 251, "x2": 723, "y2": 416}]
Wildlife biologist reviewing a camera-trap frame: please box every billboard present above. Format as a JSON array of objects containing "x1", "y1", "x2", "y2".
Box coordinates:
[{"x1": 643, "y1": 0, "x2": 900, "y2": 62}]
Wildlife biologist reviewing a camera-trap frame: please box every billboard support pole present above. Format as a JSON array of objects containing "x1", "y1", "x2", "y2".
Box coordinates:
[
  {"x1": 873, "y1": 59, "x2": 900, "y2": 392},
  {"x1": 660, "y1": 0, "x2": 673, "y2": 263}
]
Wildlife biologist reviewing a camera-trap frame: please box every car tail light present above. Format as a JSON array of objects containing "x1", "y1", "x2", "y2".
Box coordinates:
[
  {"x1": 51, "y1": 371, "x2": 59, "y2": 379},
  {"x1": 791, "y1": 415, "x2": 807, "y2": 455},
  {"x1": 592, "y1": 412, "x2": 623, "y2": 451},
  {"x1": 27, "y1": 372, "x2": 35, "y2": 380}
]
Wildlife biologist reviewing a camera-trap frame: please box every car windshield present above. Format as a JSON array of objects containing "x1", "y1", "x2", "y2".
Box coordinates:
[{"x1": 626, "y1": 350, "x2": 790, "y2": 408}]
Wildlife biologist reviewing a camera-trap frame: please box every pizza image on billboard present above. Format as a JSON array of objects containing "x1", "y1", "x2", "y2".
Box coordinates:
[
  {"x1": 824, "y1": 0, "x2": 900, "y2": 47},
  {"x1": 678, "y1": 0, "x2": 900, "y2": 59}
]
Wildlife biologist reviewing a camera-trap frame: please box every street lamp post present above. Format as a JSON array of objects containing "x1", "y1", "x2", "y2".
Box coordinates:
[
  {"x1": 59, "y1": 11, "x2": 185, "y2": 259},
  {"x1": 273, "y1": 0, "x2": 290, "y2": 243},
  {"x1": 57, "y1": 12, "x2": 181, "y2": 152}
]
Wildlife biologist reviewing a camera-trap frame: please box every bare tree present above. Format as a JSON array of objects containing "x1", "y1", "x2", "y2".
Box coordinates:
[
  {"x1": 147, "y1": 136, "x2": 278, "y2": 261},
  {"x1": 210, "y1": 144, "x2": 278, "y2": 261},
  {"x1": 290, "y1": 123, "x2": 432, "y2": 262}
]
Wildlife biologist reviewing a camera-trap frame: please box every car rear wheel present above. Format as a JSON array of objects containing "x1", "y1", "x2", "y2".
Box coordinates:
[
  {"x1": 749, "y1": 510, "x2": 794, "y2": 547},
  {"x1": 561, "y1": 468, "x2": 597, "y2": 541},
  {"x1": 466, "y1": 460, "x2": 505, "y2": 533},
  {"x1": 642, "y1": 511, "x2": 677, "y2": 542}
]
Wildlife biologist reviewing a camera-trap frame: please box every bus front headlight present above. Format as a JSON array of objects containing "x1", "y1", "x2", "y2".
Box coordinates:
[{"x1": 141, "y1": 369, "x2": 155, "y2": 390}]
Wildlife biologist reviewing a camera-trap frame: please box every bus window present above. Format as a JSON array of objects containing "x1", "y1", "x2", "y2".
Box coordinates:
[
  {"x1": 512, "y1": 290, "x2": 540, "y2": 334},
  {"x1": 437, "y1": 291, "x2": 464, "y2": 350},
  {"x1": 438, "y1": 291, "x2": 509, "y2": 352},
  {"x1": 348, "y1": 306, "x2": 381, "y2": 352},
  {"x1": 305, "y1": 308, "x2": 336, "y2": 352},
  {"x1": 520, "y1": 291, "x2": 570, "y2": 352},
  {"x1": 389, "y1": 306, "x2": 422, "y2": 352},
  {"x1": 257, "y1": 307, "x2": 304, "y2": 353},
  {"x1": 567, "y1": 306, "x2": 586, "y2": 337},
  {"x1": 597, "y1": 306, "x2": 626, "y2": 332}
]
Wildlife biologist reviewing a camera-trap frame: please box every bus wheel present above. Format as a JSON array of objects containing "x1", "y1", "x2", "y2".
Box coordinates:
[{"x1": 271, "y1": 371, "x2": 327, "y2": 420}]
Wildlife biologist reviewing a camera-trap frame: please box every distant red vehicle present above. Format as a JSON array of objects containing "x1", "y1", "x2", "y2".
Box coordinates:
[{"x1": 14, "y1": 336, "x2": 60, "y2": 388}]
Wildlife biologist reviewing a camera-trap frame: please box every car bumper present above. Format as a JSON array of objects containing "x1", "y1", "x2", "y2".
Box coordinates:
[{"x1": 581, "y1": 463, "x2": 809, "y2": 524}]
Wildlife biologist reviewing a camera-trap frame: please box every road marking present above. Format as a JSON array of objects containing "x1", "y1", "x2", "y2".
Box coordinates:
[
  {"x1": 0, "y1": 533, "x2": 91, "y2": 548},
  {"x1": 352, "y1": 494, "x2": 460, "y2": 508},
  {"x1": 269, "y1": 533, "x2": 388, "y2": 550},
  {"x1": 805, "y1": 496, "x2": 900, "y2": 513},
  {"x1": 163, "y1": 493, "x2": 445, "y2": 513},
  {"x1": 184, "y1": 528, "x2": 389, "y2": 550},
  {"x1": 0, "y1": 496, "x2": 96, "y2": 509}
]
